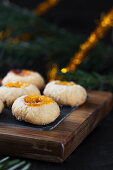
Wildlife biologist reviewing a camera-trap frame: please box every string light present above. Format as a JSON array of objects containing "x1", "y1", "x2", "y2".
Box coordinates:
[
  {"x1": 34, "y1": 0, "x2": 60, "y2": 16},
  {"x1": 62, "y1": 8, "x2": 113, "y2": 72},
  {"x1": 48, "y1": 8, "x2": 113, "y2": 80},
  {"x1": 61, "y1": 68, "x2": 68, "y2": 73}
]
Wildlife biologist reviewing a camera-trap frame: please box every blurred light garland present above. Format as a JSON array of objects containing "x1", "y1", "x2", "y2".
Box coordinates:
[
  {"x1": 0, "y1": 3, "x2": 113, "y2": 81},
  {"x1": 34, "y1": 0, "x2": 60, "y2": 16},
  {"x1": 61, "y1": 8, "x2": 113, "y2": 73},
  {"x1": 47, "y1": 64, "x2": 58, "y2": 81}
]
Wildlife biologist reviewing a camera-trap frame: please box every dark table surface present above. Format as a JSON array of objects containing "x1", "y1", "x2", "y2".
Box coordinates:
[{"x1": 0, "y1": 109, "x2": 113, "y2": 170}]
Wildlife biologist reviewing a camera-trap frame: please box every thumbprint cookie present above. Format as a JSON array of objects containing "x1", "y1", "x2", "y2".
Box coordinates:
[
  {"x1": 2, "y1": 69, "x2": 45, "y2": 89},
  {"x1": 0, "y1": 82, "x2": 40, "y2": 107},
  {"x1": 12, "y1": 95, "x2": 60, "y2": 125},
  {"x1": 43, "y1": 80, "x2": 87, "y2": 106}
]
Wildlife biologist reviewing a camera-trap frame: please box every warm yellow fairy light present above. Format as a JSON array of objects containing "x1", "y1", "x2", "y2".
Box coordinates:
[
  {"x1": 66, "y1": 8, "x2": 113, "y2": 72},
  {"x1": 34, "y1": 0, "x2": 60, "y2": 16},
  {"x1": 61, "y1": 68, "x2": 68, "y2": 73}
]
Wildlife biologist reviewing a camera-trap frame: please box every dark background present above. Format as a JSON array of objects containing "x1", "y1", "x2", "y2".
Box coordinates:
[{"x1": 10, "y1": 0, "x2": 113, "y2": 44}]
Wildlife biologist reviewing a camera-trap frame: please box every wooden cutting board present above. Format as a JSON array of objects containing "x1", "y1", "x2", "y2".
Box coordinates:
[{"x1": 0, "y1": 91, "x2": 112, "y2": 162}]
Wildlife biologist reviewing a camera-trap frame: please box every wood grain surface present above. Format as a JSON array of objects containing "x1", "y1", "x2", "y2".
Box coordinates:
[{"x1": 0, "y1": 91, "x2": 112, "y2": 162}]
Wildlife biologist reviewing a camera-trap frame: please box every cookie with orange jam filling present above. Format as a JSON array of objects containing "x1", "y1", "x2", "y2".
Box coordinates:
[
  {"x1": 12, "y1": 95, "x2": 60, "y2": 125},
  {"x1": 2, "y1": 69, "x2": 45, "y2": 89},
  {"x1": 44, "y1": 80, "x2": 87, "y2": 106},
  {"x1": 0, "y1": 82, "x2": 40, "y2": 107}
]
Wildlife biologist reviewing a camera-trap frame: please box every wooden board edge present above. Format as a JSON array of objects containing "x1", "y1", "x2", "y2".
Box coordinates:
[
  {"x1": 61, "y1": 92, "x2": 113, "y2": 162},
  {"x1": 0, "y1": 132, "x2": 65, "y2": 163},
  {"x1": 0, "y1": 91, "x2": 113, "y2": 163}
]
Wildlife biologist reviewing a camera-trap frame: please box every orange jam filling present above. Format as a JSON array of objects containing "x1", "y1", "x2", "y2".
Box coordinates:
[
  {"x1": 55, "y1": 81, "x2": 75, "y2": 86},
  {"x1": 12, "y1": 69, "x2": 35, "y2": 76},
  {"x1": 4, "y1": 82, "x2": 30, "y2": 88},
  {"x1": 24, "y1": 95, "x2": 54, "y2": 107}
]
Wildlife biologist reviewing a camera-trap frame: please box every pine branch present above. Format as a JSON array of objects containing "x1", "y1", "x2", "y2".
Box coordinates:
[
  {"x1": 57, "y1": 70, "x2": 113, "y2": 92},
  {"x1": 0, "y1": 2, "x2": 113, "y2": 91},
  {"x1": 0, "y1": 157, "x2": 31, "y2": 170}
]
